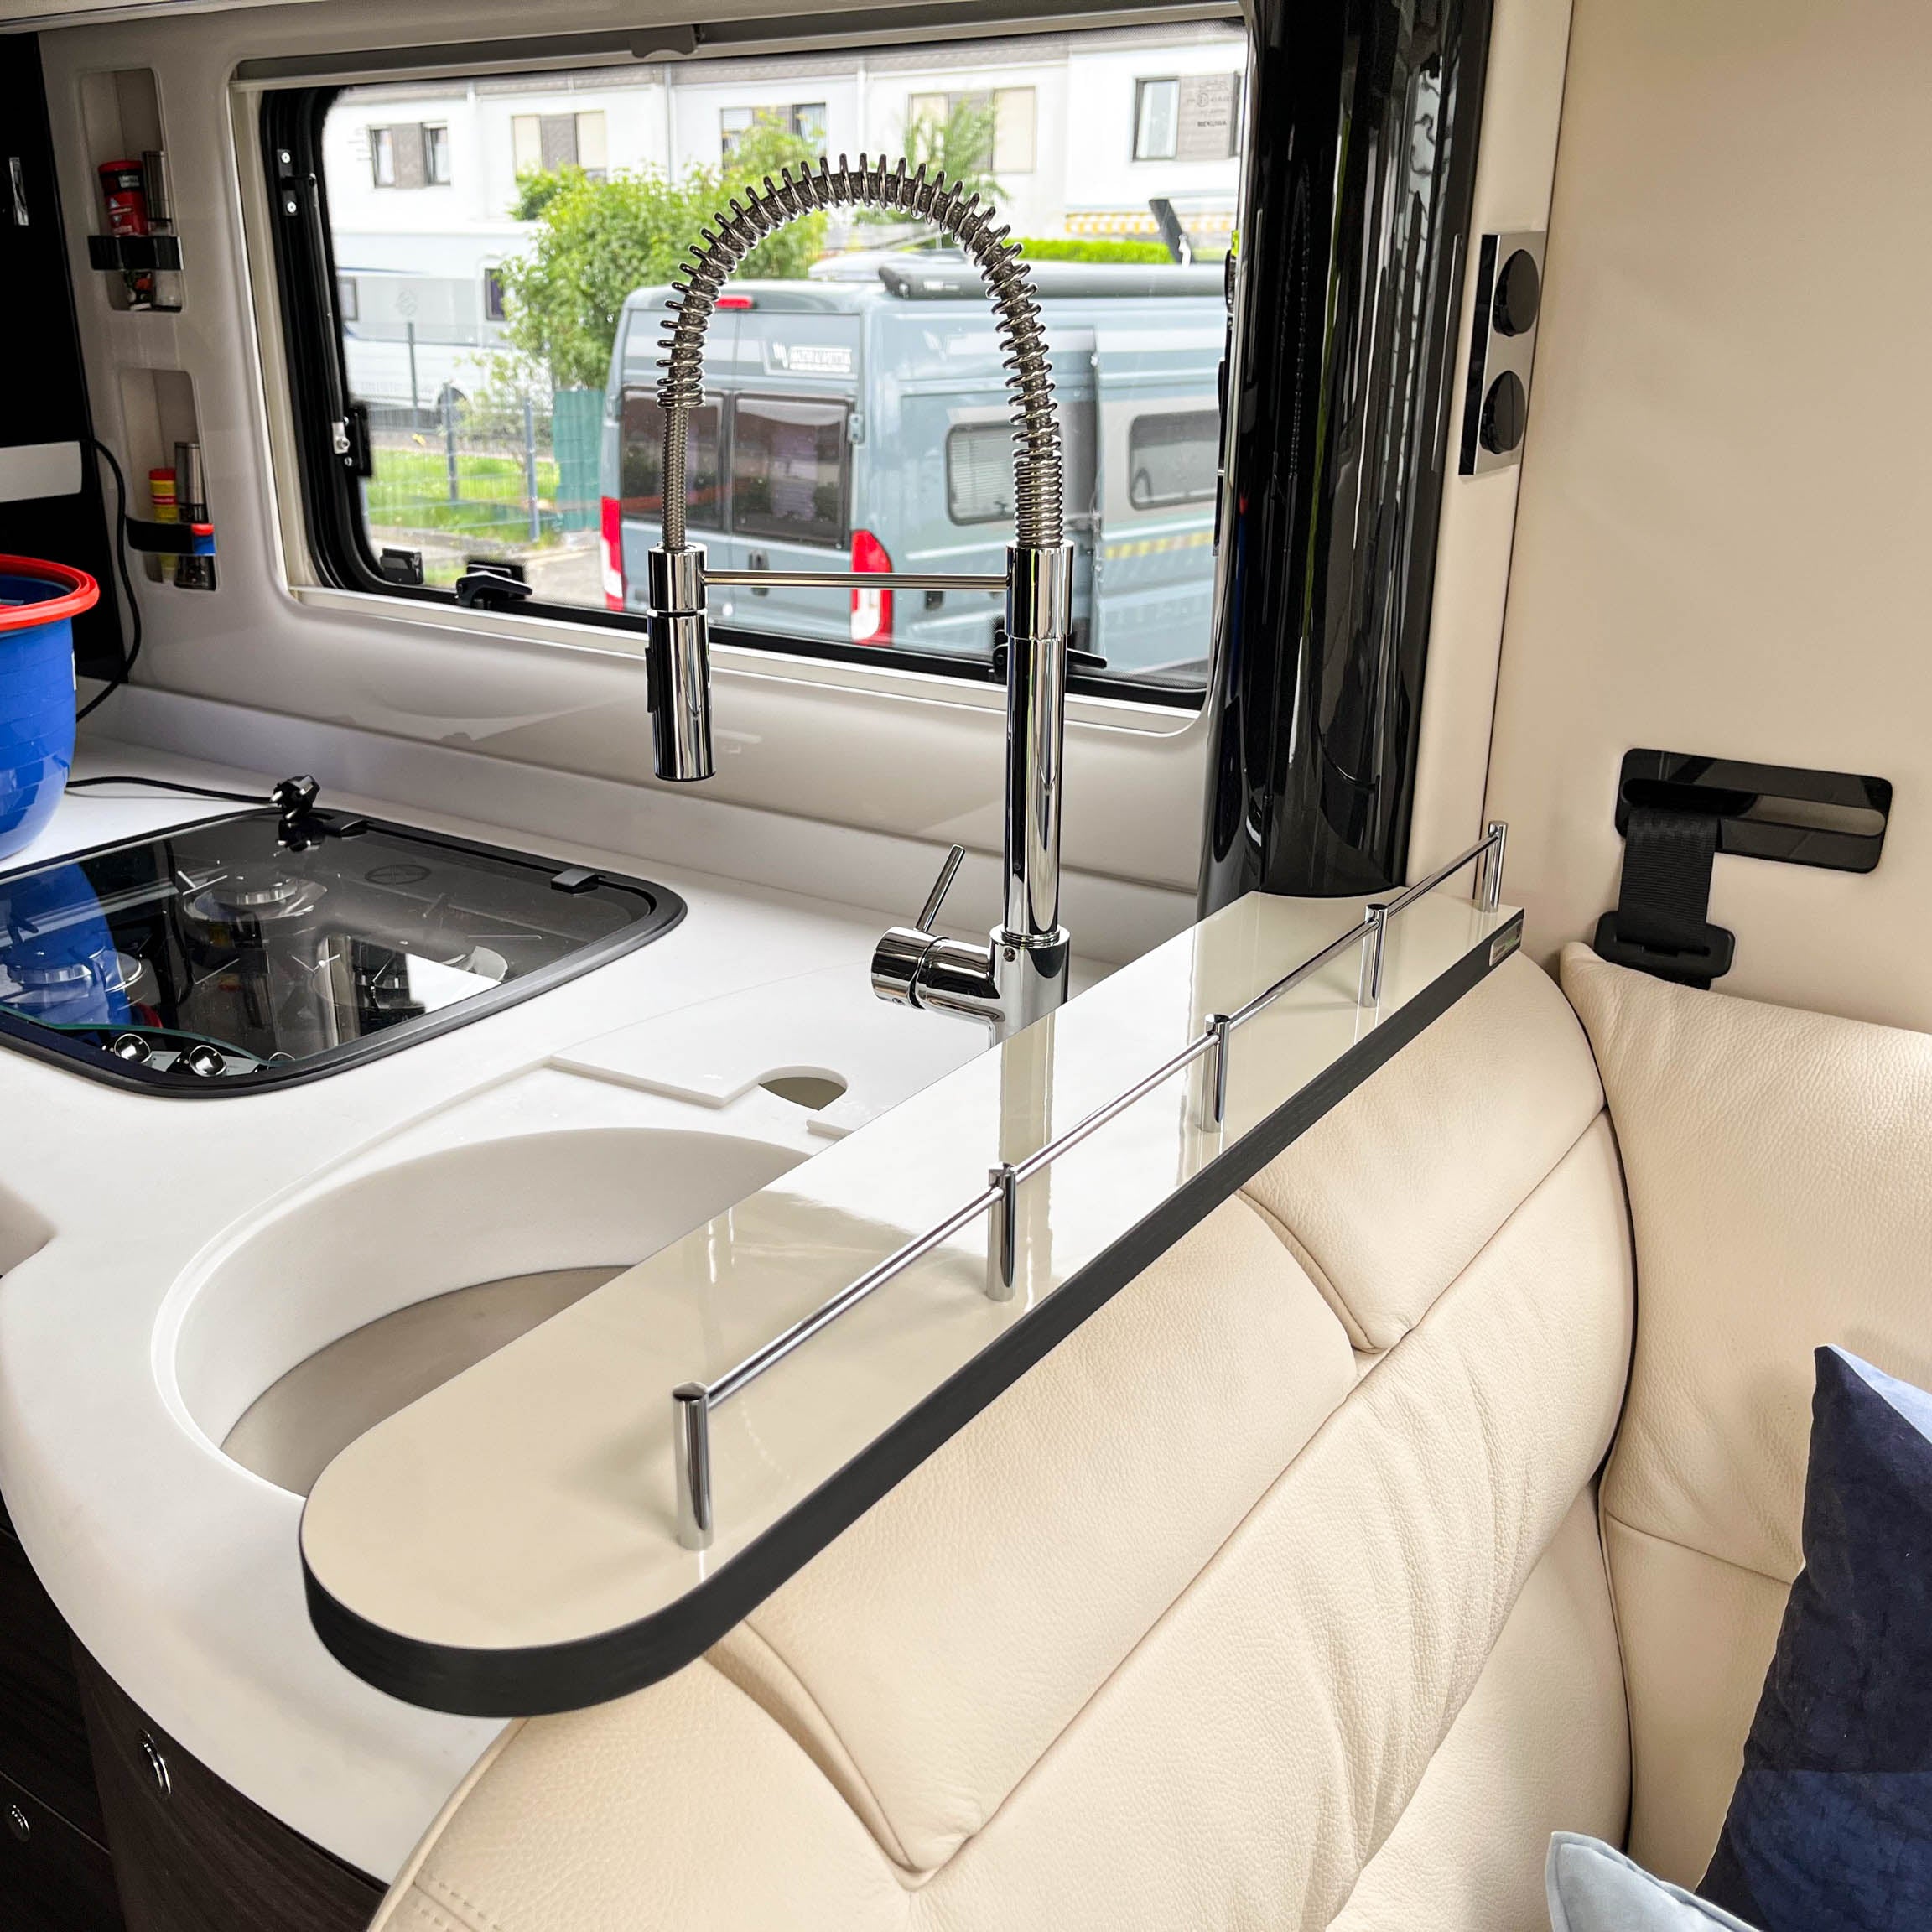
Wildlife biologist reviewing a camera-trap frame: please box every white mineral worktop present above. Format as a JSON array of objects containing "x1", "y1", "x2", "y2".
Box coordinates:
[{"x1": 0, "y1": 740, "x2": 1004, "y2": 1881}]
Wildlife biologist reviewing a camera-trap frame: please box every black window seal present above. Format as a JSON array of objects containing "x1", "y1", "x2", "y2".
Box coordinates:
[{"x1": 257, "y1": 79, "x2": 1207, "y2": 712}]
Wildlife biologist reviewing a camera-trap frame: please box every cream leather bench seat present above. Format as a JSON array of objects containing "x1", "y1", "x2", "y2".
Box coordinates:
[
  {"x1": 368, "y1": 946, "x2": 1932, "y2": 1930},
  {"x1": 374, "y1": 952, "x2": 1636, "y2": 1930}
]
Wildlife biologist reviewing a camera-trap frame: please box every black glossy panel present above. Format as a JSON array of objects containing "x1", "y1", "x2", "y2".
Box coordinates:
[{"x1": 1201, "y1": 0, "x2": 1494, "y2": 906}]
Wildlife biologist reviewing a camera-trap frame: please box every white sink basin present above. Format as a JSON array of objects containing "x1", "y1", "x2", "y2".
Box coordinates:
[{"x1": 172, "y1": 1126, "x2": 805, "y2": 1496}]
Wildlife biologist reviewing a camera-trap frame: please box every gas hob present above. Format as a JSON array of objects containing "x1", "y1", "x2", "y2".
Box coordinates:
[{"x1": 0, "y1": 797, "x2": 685, "y2": 1093}]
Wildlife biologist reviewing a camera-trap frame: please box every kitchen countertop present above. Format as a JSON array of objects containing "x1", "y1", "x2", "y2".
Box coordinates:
[{"x1": 0, "y1": 738, "x2": 1000, "y2": 1880}]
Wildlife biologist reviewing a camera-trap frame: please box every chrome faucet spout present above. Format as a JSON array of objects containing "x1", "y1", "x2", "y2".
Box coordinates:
[{"x1": 646, "y1": 154, "x2": 1073, "y2": 1041}]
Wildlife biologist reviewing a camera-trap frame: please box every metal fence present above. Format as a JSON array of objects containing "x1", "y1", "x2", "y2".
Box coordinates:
[{"x1": 361, "y1": 389, "x2": 603, "y2": 581}]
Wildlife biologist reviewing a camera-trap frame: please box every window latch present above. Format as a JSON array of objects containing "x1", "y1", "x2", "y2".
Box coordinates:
[{"x1": 454, "y1": 567, "x2": 535, "y2": 610}]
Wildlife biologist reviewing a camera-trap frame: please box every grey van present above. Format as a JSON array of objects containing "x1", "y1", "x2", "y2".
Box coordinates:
[{"x1": 600, "y1": 255, "x2": 1225, "y2": 688}]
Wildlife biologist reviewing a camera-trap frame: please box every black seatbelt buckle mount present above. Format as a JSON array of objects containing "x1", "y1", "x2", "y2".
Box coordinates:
[{"x1": 1591, "y1": 908, "x2": 1734, "y2": 989}]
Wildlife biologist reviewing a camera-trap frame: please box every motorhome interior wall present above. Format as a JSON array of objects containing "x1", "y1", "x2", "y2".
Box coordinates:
[{"x1": 1488, "y1": 0, "x2": 1932, "y2": 1031}]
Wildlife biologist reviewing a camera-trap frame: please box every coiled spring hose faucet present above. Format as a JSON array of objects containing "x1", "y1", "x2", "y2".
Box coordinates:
[{"x1": 647, "y1": 154, "x2": 1073, "y2": 1039}]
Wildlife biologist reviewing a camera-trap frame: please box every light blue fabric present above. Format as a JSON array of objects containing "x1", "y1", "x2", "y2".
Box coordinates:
[{"x1": 1548, "y1": 1835, "x2": 1761, "y2": 1932}]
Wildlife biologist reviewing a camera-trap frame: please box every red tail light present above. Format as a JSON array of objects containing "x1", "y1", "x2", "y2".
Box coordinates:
[
  {"x1": 850, "y1": 527, "x2": 892, "y2": 644},
  {"x1": 600, "y1": 495, "x2": 624, "y2": 610}
]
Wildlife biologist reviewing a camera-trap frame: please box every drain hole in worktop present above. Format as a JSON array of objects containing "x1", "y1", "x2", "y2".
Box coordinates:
[
  {"x1": 221, "y1": 1265, "x2": 628, "y2": 1497},
  {"x1": 759, "y1": 1071, "x2": 848, "y2": 1111}
]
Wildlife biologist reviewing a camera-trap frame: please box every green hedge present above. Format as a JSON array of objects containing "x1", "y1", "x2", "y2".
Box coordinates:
[{"x1": 1015, "y1": 237, "x2": 1175, "y2": 264}]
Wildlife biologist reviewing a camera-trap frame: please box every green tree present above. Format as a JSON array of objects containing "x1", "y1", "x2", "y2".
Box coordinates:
[
  {"x1": 904, "y1": 97, "x2": 1004, "y2": 206},
  {"x1": 497, "y1": 120, "x2": 826, "y2": 390}
]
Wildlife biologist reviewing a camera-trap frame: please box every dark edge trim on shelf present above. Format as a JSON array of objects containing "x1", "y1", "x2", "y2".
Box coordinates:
[
  {"x1": 0, "y1": 808, "x2": 686, "y2": 1098},
  {"x1": 302, "y1": 908, "x2": 1519, "y2": 1716}
]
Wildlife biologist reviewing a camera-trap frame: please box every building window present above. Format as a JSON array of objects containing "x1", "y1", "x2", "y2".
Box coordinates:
[
  {"x1": 906, "y1": 88, "x2": 1036, "y2": 176},
  {"x1": 512, "y1": 111, "x2": 608, "y2": 179},
  {"x1": 482, "y1": 268, "x2": 506, "y2": 324},
  {"x1": 1134, "y1": 74, "x2": 1240, "y2": 162},
  {"x1": 369, "y1": 123, "x2": 451, "y2": 190},
  {"x1": 721, "y1": 102, "x2": 830, "y2": 161},
  {"x1": 336, "y1": 273, "x2": 359, "y2": 322}
]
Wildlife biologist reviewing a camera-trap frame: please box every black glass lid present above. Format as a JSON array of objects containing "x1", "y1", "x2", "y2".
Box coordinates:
[{"x1": 0, "y1": 808, "x2": 685, "y2": 1093}]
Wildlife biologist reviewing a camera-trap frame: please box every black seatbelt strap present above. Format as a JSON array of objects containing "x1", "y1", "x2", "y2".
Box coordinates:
[{"x1": 1592, "y1": 805, "x2": 1736, "y2": 988}]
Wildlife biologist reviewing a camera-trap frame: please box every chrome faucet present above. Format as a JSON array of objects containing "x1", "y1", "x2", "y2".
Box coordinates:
[{"x1": 646, "y1": 155, "x2": 1073, "y2": 1040}]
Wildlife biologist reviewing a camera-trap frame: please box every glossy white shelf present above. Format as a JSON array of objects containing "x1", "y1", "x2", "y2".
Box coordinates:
[{"x1": 302, "y1": 865, "x2": 1522, "y2": 1714}]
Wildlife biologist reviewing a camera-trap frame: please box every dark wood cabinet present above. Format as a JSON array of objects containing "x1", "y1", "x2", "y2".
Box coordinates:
[
  {"x1": 0, "y1": 1492, "x2": 381, "y2": 1932},
  {"x1": 0, "y1": 1523, "x2": 107, "y2": 1845},
  {"x1": 75, "y1": 1653, "x2": 382, "y2": 1932},
  {"x1": 0, "y1": 1768, "x2": 123, "y2": 1932}
]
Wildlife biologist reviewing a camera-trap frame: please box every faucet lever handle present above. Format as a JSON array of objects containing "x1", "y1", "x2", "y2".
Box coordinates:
[{"x1": 917, "y1": 845, "x2": 968, "y2": 932}]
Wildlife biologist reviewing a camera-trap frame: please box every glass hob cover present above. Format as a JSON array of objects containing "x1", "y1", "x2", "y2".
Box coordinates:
[{"x1": 0, "y1": 808, "x2": 684, "y2": 1092}]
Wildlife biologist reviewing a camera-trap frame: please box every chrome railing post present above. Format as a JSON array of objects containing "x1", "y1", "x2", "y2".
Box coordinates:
[{"x1": 673, "y1": 1382, "x2": 714, "y2": 1552}]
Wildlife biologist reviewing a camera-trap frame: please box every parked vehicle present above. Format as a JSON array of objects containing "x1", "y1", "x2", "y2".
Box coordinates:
[{"x1": 600, "y1": 254, "x2": 1227, "y2": 686}]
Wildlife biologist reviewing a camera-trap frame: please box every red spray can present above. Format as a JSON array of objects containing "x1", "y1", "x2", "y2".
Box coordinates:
[{"x1": 96, "y1": 159, "x2": 153, "y2": 308}]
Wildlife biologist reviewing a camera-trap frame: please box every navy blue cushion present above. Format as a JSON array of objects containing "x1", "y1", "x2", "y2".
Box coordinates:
[{"x1": 1700, "y1": 1346, "x2": 1932, "y2": 1932}]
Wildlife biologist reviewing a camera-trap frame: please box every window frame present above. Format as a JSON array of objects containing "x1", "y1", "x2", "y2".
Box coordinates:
[
  {"x1": 258, "y1": 75, "x2": 1218, "y2": 711},
  {"x1": 423, "y1": 122, "x2": 452, "y2": 185}
]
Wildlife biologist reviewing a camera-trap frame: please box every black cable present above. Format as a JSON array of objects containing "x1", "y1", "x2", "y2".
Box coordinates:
[
  {"x1": 65, "y1": 775, "x2": 267, "y2": 806},
  {"x1": 75, "y1": 437, "x2": 144, "y2": 725}
]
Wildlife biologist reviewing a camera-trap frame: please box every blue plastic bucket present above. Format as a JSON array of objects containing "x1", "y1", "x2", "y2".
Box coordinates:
[{"x1": 0, "y1": 556, "x2": 97, "y2": 863}]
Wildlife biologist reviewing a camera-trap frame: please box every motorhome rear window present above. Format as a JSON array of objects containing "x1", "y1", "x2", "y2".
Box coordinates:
[
  {"x1": 730, "y1": 397, "x2": 849, "y2": 547},
  {"x1": 1127, "y1": 409, "x2": 1222, "y2": 509},
  {"x1": 274, "y1": 15, "x2": 1247, "y2": 699},
  {"x1": 621, "y1": 392, "x2": 722, "y2": 530}
]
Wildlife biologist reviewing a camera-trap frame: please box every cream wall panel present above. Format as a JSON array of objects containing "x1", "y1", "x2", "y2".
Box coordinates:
[
  {"x1": 1488, "y1": 0, "x2": 1932, "y2": 1028},
  {"x1": 1406, "y1": 0, "x2": 1575, "y2": 877}
]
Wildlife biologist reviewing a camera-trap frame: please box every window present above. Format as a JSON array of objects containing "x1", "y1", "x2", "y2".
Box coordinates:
[
  {"x1": 730, "y1": 397, "x2": 849, "y2": 548},
  {"x1": 284, "y1": 20, "x2": 1247, "y2": 698},
  {"x1": 722, "y1": 102, "x2": 829, "y2": 161},
  {"x1": 621, "y1": 392, "x2": 724, "y2": 528},
  {"x1": 1134, "y1": 75, "x2": 1240, "y2": 162},
  {"x1": 1127, "y1": 410, "x2": 1221, "y2": 508},
  {"x1": 512, "y1": 111, "x2": 607, "y2": 179},
  {"x1": 947, "y1": 423, "x2": 1013, "y2": 525},
  {"x1": 906, "y1": 88, "x2": 1036, "y2": 175},
  {"x1": 370, "y1": 122, "x2": 450, "y2": 190}
]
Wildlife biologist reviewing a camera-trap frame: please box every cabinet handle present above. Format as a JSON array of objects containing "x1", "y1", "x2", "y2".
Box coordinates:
[
  {"x1": 140, "y1": 1732, "x2": 173, "y2": 1800},
  {"x1": 6, "y1": 1802, "x2": 28, "y2": 1842}
]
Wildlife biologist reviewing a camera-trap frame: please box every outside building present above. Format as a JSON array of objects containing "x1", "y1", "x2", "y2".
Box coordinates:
[{"x1": 323, "y1": 25, "x2": 1247, "y2": 407}]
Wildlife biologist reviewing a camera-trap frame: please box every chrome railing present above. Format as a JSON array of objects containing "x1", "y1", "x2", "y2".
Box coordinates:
[{"x1": 671, "y1": 822, "x2": 1509, "y2": 1550}]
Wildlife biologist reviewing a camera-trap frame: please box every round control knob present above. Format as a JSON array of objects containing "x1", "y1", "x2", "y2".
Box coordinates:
[
  {"x1": 182, "y1": 1042, "x2": 227, "y2": 1079},
  {"x1": 1479, "y1": 371, "x2": 1529, "y2": 456},
  {"x1": 1491, "y1": 248, "x2": 1541, "y2": 337}
]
